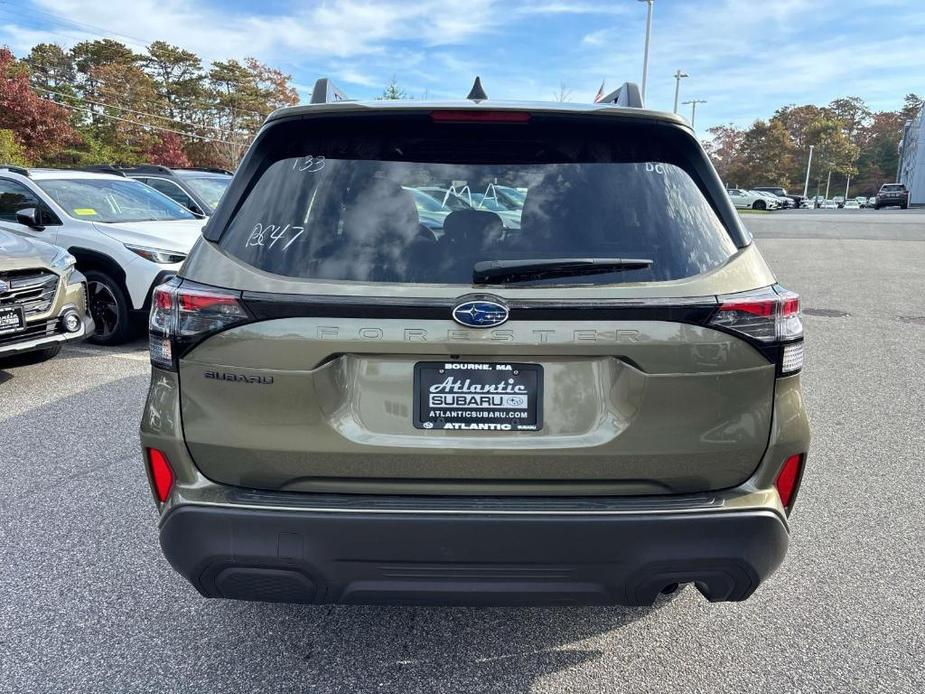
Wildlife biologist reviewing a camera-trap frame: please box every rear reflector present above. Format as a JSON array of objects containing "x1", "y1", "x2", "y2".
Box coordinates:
[
  {"x1": 775, "y1": 454, "x2": 804, "y2": 510},
  {"x1": 148, "y1": 334, "x2": 172, "y2": 368},
  {"x1": 431, "y1": 110, "x2": 531, "y2": 123},
  {"x1": 146, "y1": 448, "x2": 175, "y2": 503},
  {"x1": 781, "y1": 341, "x2": 804, "y2": 374}
]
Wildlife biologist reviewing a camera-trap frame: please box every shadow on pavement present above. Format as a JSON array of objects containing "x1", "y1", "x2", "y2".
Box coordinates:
[
  {"x1": 55, "y1": 338, "x2": 149, "y2": 361},
  {"x1": 184, "y1": 592, "x2": 682, "y2": 693}
]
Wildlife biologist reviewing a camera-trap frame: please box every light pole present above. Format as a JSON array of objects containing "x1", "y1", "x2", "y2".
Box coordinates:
[
  {"x1": 802, "y1": 145, "x2": 814, "y2": 199},
  {"x1": 672, "y1": 69, "x2": 688, "y2": 113},
  {"x1": 897, "y1": 120, "x2": 912, "y2": 180},
  {"x1": 825, "y1": 170, "x2": 832, "y2": 200},
  {"x1": 637, "y1": 0, "x2": 654, "y2": 103},
  {"x1": 682, "y1": 98, "x2": 707, "y2": 128},
  {"x1": 844, "y1": 174, "x2": 851, "y2": 200}
]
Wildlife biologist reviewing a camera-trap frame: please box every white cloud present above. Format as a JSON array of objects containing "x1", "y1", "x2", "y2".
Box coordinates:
[
  {"x1": 514, "y1": 2, "x2": 630, "y2": 16},
  {"x1": 1, "y1": 0, "x2": 918, "y2": 131},
  {"x1": 4, "y1": 0, "x2": 503, "y2": 63},
  {"x1": 581, "y1": 29, "x2": 609, "y2": 47},
  {"x1": 564, "y1": 0, "x2": 920, "y2": 131}
]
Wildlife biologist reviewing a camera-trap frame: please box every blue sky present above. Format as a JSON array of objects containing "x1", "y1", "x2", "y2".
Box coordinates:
[{"x1": 1, "y1": 0, "x2": 923, "y2": 135}]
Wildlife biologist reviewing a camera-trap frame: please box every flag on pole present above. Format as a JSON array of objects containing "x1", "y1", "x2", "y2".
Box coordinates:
[{"x1": 594, "y1": 80, "x2": 605, "y2": 103}]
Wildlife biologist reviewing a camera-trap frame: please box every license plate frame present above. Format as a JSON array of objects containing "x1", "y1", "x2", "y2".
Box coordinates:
[
  {"x1": 413, "y1": 361, "x2": 543, "y2": 432},
  {"x1": 0, "y1": 305, "x2": 25, "y2": 336}
]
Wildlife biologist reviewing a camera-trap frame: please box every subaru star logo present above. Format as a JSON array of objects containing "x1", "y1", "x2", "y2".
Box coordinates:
[{"x1": 452, "y1": 297, "x2": 509, "y2": 328}]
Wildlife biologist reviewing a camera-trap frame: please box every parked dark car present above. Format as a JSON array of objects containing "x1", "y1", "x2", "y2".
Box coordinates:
[{"x1": 874, "y1": 183, "x2": 909, "y2": 209}]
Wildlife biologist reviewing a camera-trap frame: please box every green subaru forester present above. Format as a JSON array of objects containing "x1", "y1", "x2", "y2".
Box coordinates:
[{"x1": 140, "y1": 80, "x2": 810, "y2": 607}]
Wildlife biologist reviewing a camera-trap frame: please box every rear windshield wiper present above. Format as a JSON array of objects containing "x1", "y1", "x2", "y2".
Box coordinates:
[{"x1": 473, "y1": 257, "x2": 653, "y2": 284}]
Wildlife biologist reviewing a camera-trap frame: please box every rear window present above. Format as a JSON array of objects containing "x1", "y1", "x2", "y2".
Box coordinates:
[
  {"x1": 880, "y1": 184, "x2": 906, "y2": 192},
  {"x1": 218, "y1": 118, "x2": 737, "y2": 286}
]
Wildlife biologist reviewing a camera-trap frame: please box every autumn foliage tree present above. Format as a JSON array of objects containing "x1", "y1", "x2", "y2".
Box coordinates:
[
  {"x1": 705, "y1": 94, "x2": 917, "y2": 197},
  {"x1": 146, "y1": 132, "x2": 191, "y2": 167},
  {"x1": 3, "y1": 36, "x2": 920, "y2": 182},
  {"x1": 0, "y1": 47, "x2": 76, "y2": 163},
  {"x1": 86, "y1": 62, "x2": 165, "y2": 161},
  {"x1": 5, "y1": 39, "x2": 302, "y2": 169}
]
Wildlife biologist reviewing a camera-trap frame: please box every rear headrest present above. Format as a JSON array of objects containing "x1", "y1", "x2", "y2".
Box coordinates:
[
  {"x1": 441, "y1": 209, "x2": 504, "y2": 247},
  {"x1": 519, "y1": 169, "x2": 609, "y2": 252},
  {"x1": 342, "y1": 178, "x2": 419, "y2": 242}
]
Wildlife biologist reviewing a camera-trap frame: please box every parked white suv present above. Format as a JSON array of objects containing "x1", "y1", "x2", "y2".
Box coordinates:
[
  {"x1": 0, "y1": 167, "x2": 205, "y2": 344},
  {"x1": 727, "y1": 188, "x2": 778, "y2": 210}
]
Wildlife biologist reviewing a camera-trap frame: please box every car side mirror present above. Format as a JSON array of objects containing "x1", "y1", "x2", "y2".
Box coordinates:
[{"x1": 16, "y1": 208, "x2": 45, "y2": 230}]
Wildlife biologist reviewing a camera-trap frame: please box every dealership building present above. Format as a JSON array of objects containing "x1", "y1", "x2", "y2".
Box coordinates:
[{"x1": 898, "y1": 106, "x2": 925, "y2": 206}]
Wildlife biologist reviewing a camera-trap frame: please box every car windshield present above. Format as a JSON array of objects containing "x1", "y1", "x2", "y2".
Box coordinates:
[
  {"x1": 881, "y1": 184, "x2": 904, "y2": 192},
  {"x1": 37, "y1": 177, "x2": 196, "y2": 223},
  {"x1": 180, "y1": 175, "x2": 232, "y2": 210}
]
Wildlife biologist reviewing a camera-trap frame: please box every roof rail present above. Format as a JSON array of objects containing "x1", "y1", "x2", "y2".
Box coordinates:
[
  {"x1": 81, "y1": 164, "x2": 128, "y2": 177},
  {"x1": 176, "y1": 167, "x2": 233, "y2": 175},
  {"x1": 310, "y1": 78, "x2": 350, "y2": 105},
  {"x1": 0, "y1": 165, "x2": 30, "y2": 177},
  {"x1": 120, "y1": 163, "x2": 170, "y2": 174},
  {"x1": 597, "y1": 82, "x2": 644, "y2": 108}
]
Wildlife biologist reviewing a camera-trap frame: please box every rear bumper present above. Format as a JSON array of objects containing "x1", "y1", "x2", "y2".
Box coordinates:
[
  {"x1": 159, "y1": 502, "x2": 789, "y2": 607},
  {"x1": 876, "y1": 197, "x2": 908, "y2": 206}
]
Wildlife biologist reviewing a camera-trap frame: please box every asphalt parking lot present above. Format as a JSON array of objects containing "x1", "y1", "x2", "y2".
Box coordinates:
[{"x1": 1, "y1": 210, "x2": 924, "y2": 693}]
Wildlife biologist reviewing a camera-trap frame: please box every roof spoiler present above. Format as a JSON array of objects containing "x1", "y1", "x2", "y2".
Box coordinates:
[
  {"x1": 597, "y1": 82, "x2": 644, "y2": 108},
  {"x1": 310, "y1": 78, "x2": 351, "y2": 105}
]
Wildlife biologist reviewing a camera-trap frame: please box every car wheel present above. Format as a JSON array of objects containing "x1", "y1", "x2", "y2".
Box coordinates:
[
  {"x1": 0, "y1": 343, "x2": 62, "y2": 368},
  {"x1": 753, "y1": 200, "x2": 766, "y2": 210},
  {"x1": 85, "y1": 270, "x2": 133, "y2": 345}
]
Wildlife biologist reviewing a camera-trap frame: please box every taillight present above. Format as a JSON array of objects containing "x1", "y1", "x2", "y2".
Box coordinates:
[
  {"x1": 149, "y1": 278, "x2": 250, "y2": 370},
  {"x1": 146, "y1": 448, "x2": 175, "y2": 503},
  {"x1": 775, "y1": 454, "x2": 804, "y2": 513},
  {"x1": 709, "y1": 285, "x2": 804, "y2": 374}
]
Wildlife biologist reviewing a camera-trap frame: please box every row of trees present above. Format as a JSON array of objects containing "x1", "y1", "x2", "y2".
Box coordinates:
[
  {"x1": 706, "y1": 94, "x2": 922, "y2": 198},
  {"x1": 1, "y1": 38, "x2": 920, "y2": 190},
  {"x1": 0, "y1": 39, "x2": 299, "y2": 170}
]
